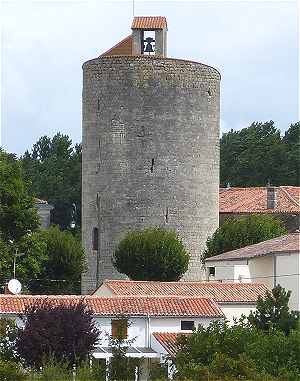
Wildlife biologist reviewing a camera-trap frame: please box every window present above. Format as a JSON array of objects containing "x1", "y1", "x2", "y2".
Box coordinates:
[
  {"x1": 181, "y1": 320, "x2": 195, "y2": 331},
  {"x1": 111, "y1": 319, "x2": 128, "y2": 339},
  {"x1": 92, "y1": 227, "x2": 99, "y2": 251},
  {"x1": 208, "y1": 267, "x2": 215, "y2": 277}
]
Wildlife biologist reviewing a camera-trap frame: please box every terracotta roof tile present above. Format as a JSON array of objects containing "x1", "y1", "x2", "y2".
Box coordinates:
[
  {"x1": 131, "y1": 16, "x2": 167, "y2": 29},
  {"x1": 0, "y1": 295, "x2": 223, "y2": 318},
  {"x1": 96, "y1": 280, "x2": 268, "y2": 303},
  {"x1": 206, "y1": 232, "x2": 300, "y2": 262},
  {"x1": 152, "y1": 332, "x2": 190, "y2": 356},
  {"x1": 100, "y1": 35, "x2": 132, "y2": 57},
  {"x1": 219, "y1": 186, "x2": 300, "y2": 214}
]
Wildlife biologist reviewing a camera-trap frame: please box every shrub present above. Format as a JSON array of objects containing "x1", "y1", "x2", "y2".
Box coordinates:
[
  {"x1": 0, "y1": 360, "x2": 27, "y2": 381},
  {"x1": 113, "y1": 228, "x2": 189, "y2": 281},
  {"x1": 16, "y1": 301, "x2": 99, "y2": 368}
]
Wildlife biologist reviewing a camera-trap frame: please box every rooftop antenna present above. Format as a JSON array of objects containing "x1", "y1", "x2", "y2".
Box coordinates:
[{"x1": 132, "y1": 0, "x2": 135, "y2": 17}]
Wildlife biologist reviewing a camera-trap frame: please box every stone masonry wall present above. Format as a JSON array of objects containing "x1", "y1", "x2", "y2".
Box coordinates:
[{"x1": 82, "y1": 56, "x2": 221, "y2": 295}]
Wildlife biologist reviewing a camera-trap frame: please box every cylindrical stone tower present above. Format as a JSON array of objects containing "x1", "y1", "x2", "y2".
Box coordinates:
[{"x1": 81, "y1": 19, "x2": 220, "y2": 295}]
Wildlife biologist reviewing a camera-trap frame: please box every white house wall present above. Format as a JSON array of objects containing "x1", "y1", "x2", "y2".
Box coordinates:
[
  {"x1": 220, "y1": 304, "x2": 256, "y2": 324},
  {"x1": 215, "y1": 264, "x2": 235, "y2": 282},
  {"x1": 233, "y1": 265, "x2": 251, "y2": 283},
  {"x1": 248, "y1": 256, "x2": 274, "y2": 288},
  {"x1": 276, "y1": 253, "x2": 300, "y2": 311},
  {"x1": 149, "y1": 317, "x2": 218, "y2": 334},
  {"x1": 93, "y1": 285, "x2": 115, "y2": 296}
]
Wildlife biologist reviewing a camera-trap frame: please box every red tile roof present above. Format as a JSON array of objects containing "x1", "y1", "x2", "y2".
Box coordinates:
[
  {"x1": 100, "y1": 35, "x2": 133, "y2": 57},
  {"x1": 131, "y1": 16, "x2": 167, "y2": 29},
  {"x1": 152, "y1": 332, "x2": 190, "y2": 356},
  {"x1": 206, "y1": 232, "x2": 300, "y2": 262},
  {"x1": 0, "y1": 295, "x2": 223, "y2": 318},
  {"x1": 219, "y1": 186, "x2": 300, "y2": 214},
  {"x1": 96, "y1": 280, "x2": 268, "y2": 304}
]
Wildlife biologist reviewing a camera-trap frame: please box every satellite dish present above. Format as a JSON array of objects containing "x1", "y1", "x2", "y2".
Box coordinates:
[{"x1": 7, "y1": 279, "x2": 22, "y2": 295}]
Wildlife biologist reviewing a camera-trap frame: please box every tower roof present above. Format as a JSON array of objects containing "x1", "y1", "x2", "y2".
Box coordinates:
[{"x1": 131, "y1": 16, "x2": 167, "y2": 30}]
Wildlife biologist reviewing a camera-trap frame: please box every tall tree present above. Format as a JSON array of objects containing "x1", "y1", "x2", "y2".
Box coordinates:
[
  {"x1": 21, "y1": 134, "x2": 81, "y2": 230},
  {"x1": 220, "y1": 121, "x2": 299, "y2": 186},
  {"x1": 0, "y1": 149, "x2": 39, "y2": 242},
  {"x1": 29, "y1": 226, "x2": 85, "y2": 294},
  {"x1": 248, "y1": 285, "x2": 300, "y2": 335},
  {"x1": 204, "y1": 214, "x2": 287, "y2": 260},
  {"x1": 282, "y1": 122, "x2": 300, "y2": 185}
]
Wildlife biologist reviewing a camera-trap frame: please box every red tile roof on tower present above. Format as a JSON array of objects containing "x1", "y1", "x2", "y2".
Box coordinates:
[
  {"x1": 100, "y1": 35, "x2": 133, "y2": 57},
  {"x1": 206, "y1": 232, "x2": 300, "y2": 262},
  {"x1": 153, "y1": 332, "x2": 190, "y2": 357},
  {"x1": 0, "y1": 295, "x2": 224, "y2": 318},
  {"x1": 94, "y1": 280, "x2": 268, "y2": 304},
  {"x1": 219, "y1": 186, "x2": 300, "y2": 214},
  {"x1": 131, "y1": 16, "x2": 167, "y2": 29}
]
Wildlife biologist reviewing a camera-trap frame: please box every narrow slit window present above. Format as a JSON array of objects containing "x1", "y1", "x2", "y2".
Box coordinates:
[
  {"x1": 97, "y1": 99, "x2": 100, "y2": 111},
  {"x1": 92, "y1": 227, "x2": 99, "y2": 251},
  {"x1": 150, "y1": 158, "x2": 155, "y2": 173},
  {"x1": 165, "y1": 207, "x2": 169, "y2": 223}
]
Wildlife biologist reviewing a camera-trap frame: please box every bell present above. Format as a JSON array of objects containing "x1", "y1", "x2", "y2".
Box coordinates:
[{"x1": 144, "y1": 37, "x2": 155, "y2": 53}]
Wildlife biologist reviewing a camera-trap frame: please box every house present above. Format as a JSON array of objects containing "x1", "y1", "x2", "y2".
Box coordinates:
[
  {"x1": 205, "y1": 232, "x2": 300, "y2": 311},
  {"x1": 219, "y1": 186, "x2": 300, "y2": 232},
  {"x1": 0, "y1": 294, "x2": 224, "y2": 380},
  {"x1": 93, "y1": 279, "x2": 269, "y2": 323},
  {"x1": 34, "y1": 198, "x2": 54, "y2": 229}
]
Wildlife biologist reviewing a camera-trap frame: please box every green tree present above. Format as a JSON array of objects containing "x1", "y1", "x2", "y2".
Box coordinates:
[
  {"x1": 282, "y1": 122, "x2": 300, "y2": 185},
  {"x1": 21, "y1": 133, "x2": 81, "y2": 230},
  {"x1": 0, "y1": 318, "x2": 18, "y2": 362},
  {"x1": 0, "y1": 148, "x2": 39, "y2": 242},
  {"x1": 204, "y1": 214, "x2": 287, "y2": 260},
  {"x1": 174, "y1": 319, "x2": 300, "y2": 380},
  {"x1": 220, "y1": 121, "x2": 299, "y2": 187},
  {"x1": 113, "y1": 228, "x2": 189, "y2": 281},
  {"x1": 0, "y1": 233, "x2": 47, "y2": 294},
  {"x1": 0, "y1": 360, "x2": 27, "y2": 381},
  {"x1": 248, "y1": 285, "x2": 300, "y2": 335},
  {"x1": 30, "y1": 226, "x2": 85, "y2": 294},
  {"x1": 108, "y1": 318, "x2": 142, "y2": 381}
]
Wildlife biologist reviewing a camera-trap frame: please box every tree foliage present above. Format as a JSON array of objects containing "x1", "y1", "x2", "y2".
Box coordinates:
[
  {"x1": 0, "y1": 226, "x2": 84, "y2": 295},
  {"x1": 0, "y1": 318, "x2": 18, "y2": 362},
  {"x1": 0, "y1": 148, "x2": 39, "y2": 242},
  {"x1": 204, "y1": 214, "x2": 287, "y2": 260},
  {"x1": 21, "y1": 133, "x2": 81, "y2": 230},
  {"x1": 16, "y1": 301, "x2": 99, "y2": 368},
  {"x1": 113, "y1": 228, "x2": 189, "y2": 281},
  {"x1": 220, "y1": 121, "x2": 300, "y2": 187},
  {"x1": 174, "y1": 320, "x2": 300, "y2": 380},
  {"x1": 108, "y1": 318, "x2": 142, "y2": 381},
  {"x1": 248, "y1": 285, "x2": 300, "y2": 335},
  {"x1": 29, "y1": 226, "x2": 85, "y2": 294}
]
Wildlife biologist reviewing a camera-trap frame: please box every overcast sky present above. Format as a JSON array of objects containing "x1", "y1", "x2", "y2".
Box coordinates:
[{"x1": 1, "y1": 0, "x2": 299, "y2": 155}]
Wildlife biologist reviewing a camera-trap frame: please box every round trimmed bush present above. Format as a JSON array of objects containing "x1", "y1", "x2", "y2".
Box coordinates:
[{"x1": 113, "y1": 228, "x2": 189, "y2": 281}]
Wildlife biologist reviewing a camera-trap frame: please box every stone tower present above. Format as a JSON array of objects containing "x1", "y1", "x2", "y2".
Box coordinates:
[{"x1": 82, "y1": 16, "x2": 221, "y2": 294}]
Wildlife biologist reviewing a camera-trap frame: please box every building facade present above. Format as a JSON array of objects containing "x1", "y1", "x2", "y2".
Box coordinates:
[
  {"x1": 82, "y1": 17, "x2": 221, "y2": 294},
  {"x1": 205, "y1": 232, "x2": 300, "y2": 311}
]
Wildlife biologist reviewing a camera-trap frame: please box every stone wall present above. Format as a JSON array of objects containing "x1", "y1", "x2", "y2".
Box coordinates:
[{"x1": 82, "y1": 56, "x2": 221, "y2": 294}]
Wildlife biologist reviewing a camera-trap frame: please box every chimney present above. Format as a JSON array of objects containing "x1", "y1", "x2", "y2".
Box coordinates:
[{"x1": 267, "y1": 185, "x2": 277, "y2": 209}]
